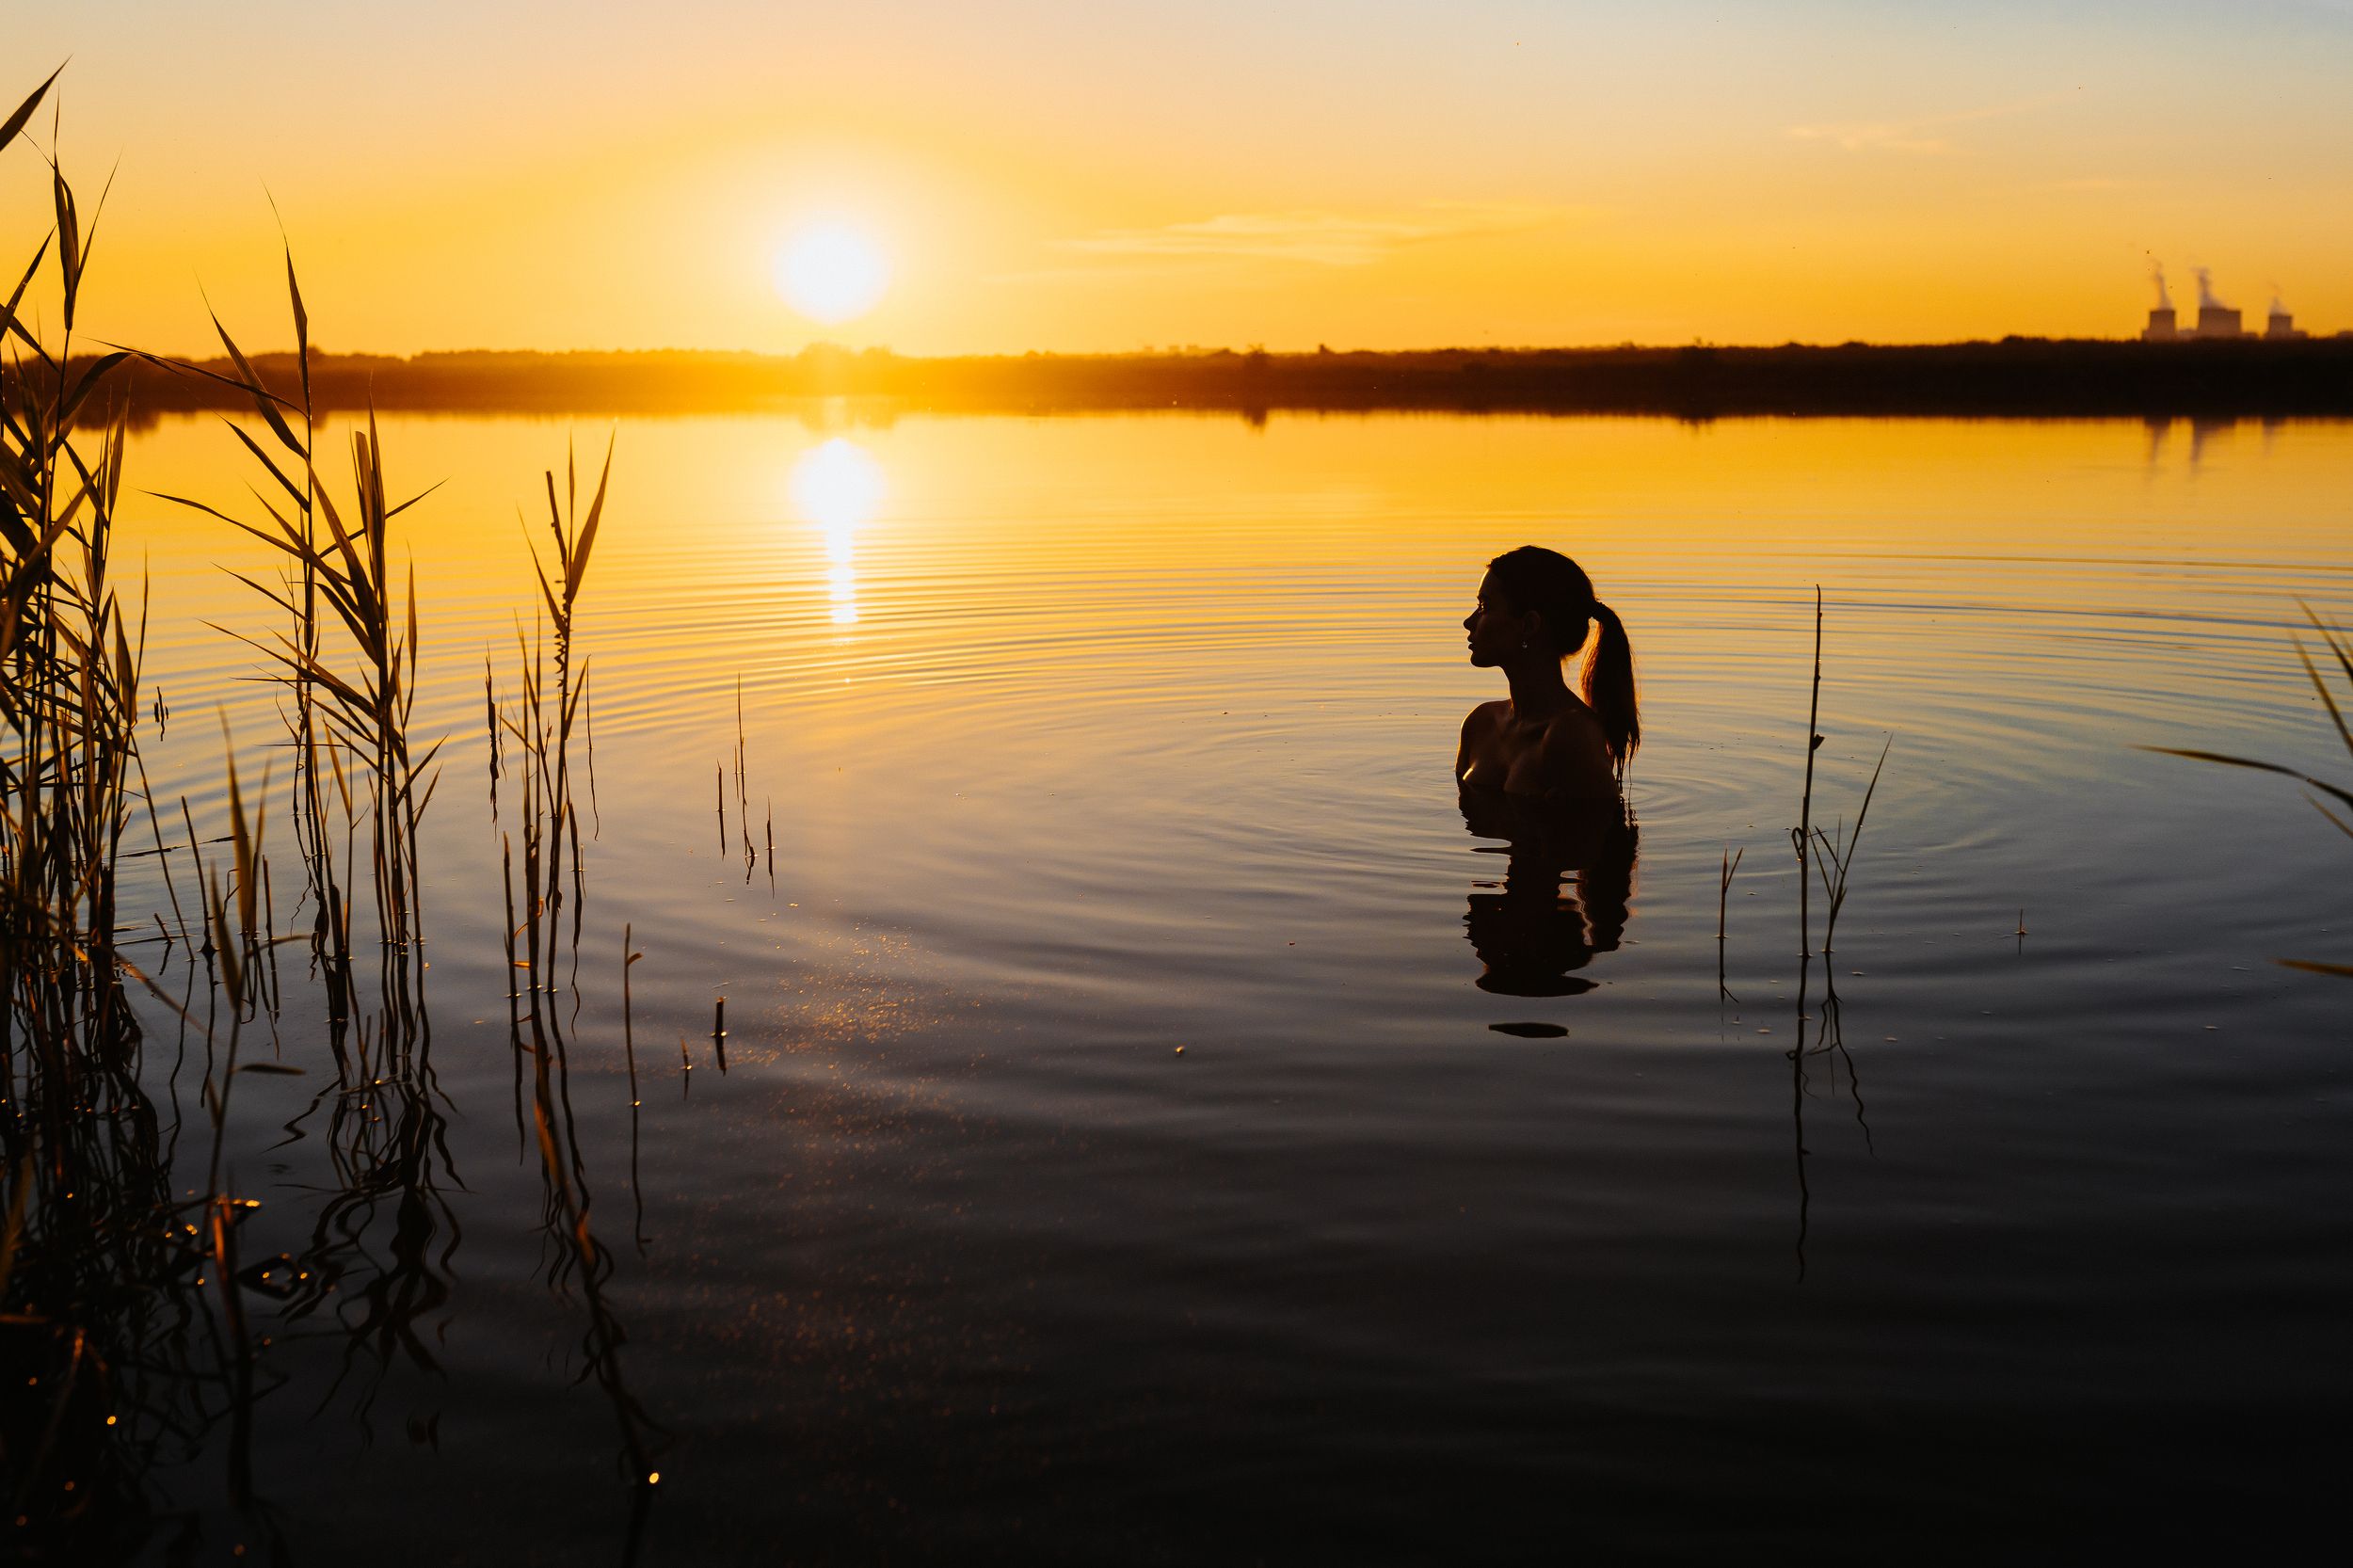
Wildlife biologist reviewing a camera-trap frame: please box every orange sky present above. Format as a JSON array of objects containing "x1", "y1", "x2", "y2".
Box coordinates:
[{"x1": 12, "y1": 2, "x2": 2353, "y2": 355}]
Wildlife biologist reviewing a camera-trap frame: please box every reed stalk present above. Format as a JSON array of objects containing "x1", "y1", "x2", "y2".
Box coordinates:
[
  {"x1": 1718, "y1": 844, "x2": 1742, "y2": 996},
  {"x1": 1792, "y1": 587, "x2": 1823, "y2": 956}
]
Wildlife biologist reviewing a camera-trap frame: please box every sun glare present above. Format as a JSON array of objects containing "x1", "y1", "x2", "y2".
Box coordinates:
[{"x1": 774, "y1": 224, "x2": 890, "y2": 325}]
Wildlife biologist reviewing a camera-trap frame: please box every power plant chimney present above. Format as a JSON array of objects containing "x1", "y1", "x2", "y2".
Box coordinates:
[
  {"x1": 2143, "y1": 262, "x2": 2178, "y2": 340},
  {"x1": 2190, "y1": 268, "x2": 2244, "y2": 338}
]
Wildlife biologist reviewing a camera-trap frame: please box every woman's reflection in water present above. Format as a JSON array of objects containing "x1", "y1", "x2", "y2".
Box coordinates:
[{"x1": 1459, "y1": 786, "x2": 1638, "y2": 997}]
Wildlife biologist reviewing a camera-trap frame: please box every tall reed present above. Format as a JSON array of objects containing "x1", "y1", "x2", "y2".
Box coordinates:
[{"x1": 489, "y1": 434, "x2": 659, "y2": 1488}]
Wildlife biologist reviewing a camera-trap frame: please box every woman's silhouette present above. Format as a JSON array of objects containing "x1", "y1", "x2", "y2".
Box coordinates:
[
  {"x1": 1454, "y1": 546, "x2": 1641, "y2": 995},
  {"x1": 1455, "y1": 546, "x2": 1639, "y2": 799}
]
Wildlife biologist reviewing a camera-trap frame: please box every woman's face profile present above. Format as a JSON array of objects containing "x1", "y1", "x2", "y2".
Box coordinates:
[{"x1": 1464, "y1": 569, "x2": 1525, "y2": 667}]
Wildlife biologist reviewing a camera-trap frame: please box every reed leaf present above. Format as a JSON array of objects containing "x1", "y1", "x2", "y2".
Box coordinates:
[
  {"x1": 2, "y1": 234, "x2": 54, "y2": 357},
  {"x1": 2139, "y1": 747, "x2": 2353, "y2": 813},
  {"x1": 569, "y1": 431, "x2": 615, "y2": 603},
  {"x1": 2304, "y1": 600, "x2": 2353, "y2": 696},
  {"x1": 50, "y1": 163, "x2": 80, "y2": 329},
  {"x1": 205, "y1": 306, "x2": 304, "y2": 456},
  {"x1": 2292, "y1": 639, "x2": 2351, "y2": 759},
  {"x1": 2152, "y1": 602, "x2": 2353, "y2": 977},
  {"x1": 217, "y1": 414, "x2": 308, "y2": 506},
  {"x1": 0, "y1": 64, "x2": 63, "y2": 154}
]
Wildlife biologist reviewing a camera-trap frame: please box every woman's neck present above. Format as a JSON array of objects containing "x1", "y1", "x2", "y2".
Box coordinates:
[{"x1": 1503, "y1": 656, "x2": 1572, "y2": 719}]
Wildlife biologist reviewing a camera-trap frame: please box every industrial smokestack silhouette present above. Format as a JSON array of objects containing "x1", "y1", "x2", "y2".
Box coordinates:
[
  {"x1": 2191, "y1": 267, "x2": 2243, "y2": 338},
  {"x1": 2143, "y1": 262, "x2": 2179, "y2": 340}
]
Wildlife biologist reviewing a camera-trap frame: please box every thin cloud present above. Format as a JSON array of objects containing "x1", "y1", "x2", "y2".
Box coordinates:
[
  {"x1": 1064, "y1": 203, "x2": 1560, "y2": 267},
  {"x1": 1787, "y1": 91, "x2": 2075, "y2": 155}
]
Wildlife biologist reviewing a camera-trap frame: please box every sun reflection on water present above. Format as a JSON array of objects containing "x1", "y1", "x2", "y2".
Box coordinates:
[{"x1": 791, "y1": 438, "x2": 885, "y2": 626}]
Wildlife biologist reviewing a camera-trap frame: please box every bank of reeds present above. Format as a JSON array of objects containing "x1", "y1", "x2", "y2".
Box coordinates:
[
  {"x1": 5, "y1": 62, "x2": 654, "y2": 1548},
  {"x1": 0, "y1": 66, "x2": 256, "y2": 1550}
]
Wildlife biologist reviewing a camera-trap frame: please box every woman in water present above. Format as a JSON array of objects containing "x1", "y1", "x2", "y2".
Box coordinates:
[{"x1": 1456, "y1": 546, "x2": 1640, "y2": 799}]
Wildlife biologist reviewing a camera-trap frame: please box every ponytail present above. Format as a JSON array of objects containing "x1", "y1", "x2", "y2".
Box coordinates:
[{"x1": 1582, "y1": 600, "x2": 1640, "y2": 771}]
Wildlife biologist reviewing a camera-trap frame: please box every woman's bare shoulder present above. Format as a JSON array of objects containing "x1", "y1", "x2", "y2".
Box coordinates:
[
  {"x1": 1460, "y1": 699, "x2": 1512, "y2": 735},
  {"x1": 1537, "y1": 702, "x2": 1615, "y2": 792}
]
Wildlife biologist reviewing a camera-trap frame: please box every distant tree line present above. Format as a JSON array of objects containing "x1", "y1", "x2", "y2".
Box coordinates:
[{"x1": 56, "y1": 337, "x2": 2353, "y2": 424}]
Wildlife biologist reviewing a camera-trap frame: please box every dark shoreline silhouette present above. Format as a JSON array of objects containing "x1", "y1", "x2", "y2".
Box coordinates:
[{"x1": 61, "y1": 337, "x2": 2353, "y2": 424}]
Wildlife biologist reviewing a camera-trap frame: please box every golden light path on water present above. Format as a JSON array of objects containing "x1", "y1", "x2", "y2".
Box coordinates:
[{"x1": 790, "y1": 437, "x2": 885, "y2": 626}]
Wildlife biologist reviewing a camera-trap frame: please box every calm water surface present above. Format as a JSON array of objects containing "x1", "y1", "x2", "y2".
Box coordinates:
[{"x1": 115, "y1": 412, "x2": 2352, "y2": 1562}]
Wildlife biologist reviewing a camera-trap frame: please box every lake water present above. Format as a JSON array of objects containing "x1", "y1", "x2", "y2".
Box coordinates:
[{"x1": 107, "y1": 410, "x2": 2352, "y2": 1562}]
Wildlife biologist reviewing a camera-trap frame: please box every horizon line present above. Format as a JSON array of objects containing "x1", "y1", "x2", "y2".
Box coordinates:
[{"x1": 98, "y1": 332, "x2": 2351, "y2": 364}]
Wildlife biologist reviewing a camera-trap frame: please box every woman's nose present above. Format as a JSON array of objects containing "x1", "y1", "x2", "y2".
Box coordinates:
[{"x1": 1463, "y1": 611, "x2": 1476, "y2": 631}]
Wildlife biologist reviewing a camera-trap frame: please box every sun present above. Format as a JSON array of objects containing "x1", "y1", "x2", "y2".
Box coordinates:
[{"x1": 773, "y1": 224, "x2": 890, "y2": 325}]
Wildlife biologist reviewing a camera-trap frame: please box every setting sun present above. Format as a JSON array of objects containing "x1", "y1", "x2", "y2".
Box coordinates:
[{"x1": 773, "y1": 224, "x2": 889, "y2": 326}]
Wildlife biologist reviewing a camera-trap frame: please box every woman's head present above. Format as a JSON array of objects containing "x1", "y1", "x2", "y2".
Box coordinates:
[{"x1": 1469, "y1": 546, "x2": 1641, "y2": 768}]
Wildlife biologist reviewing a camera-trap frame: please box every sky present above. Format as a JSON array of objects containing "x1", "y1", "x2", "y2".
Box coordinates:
[{"x1": 11, "y1": 0, "x2": 2353, "y2": 355}]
